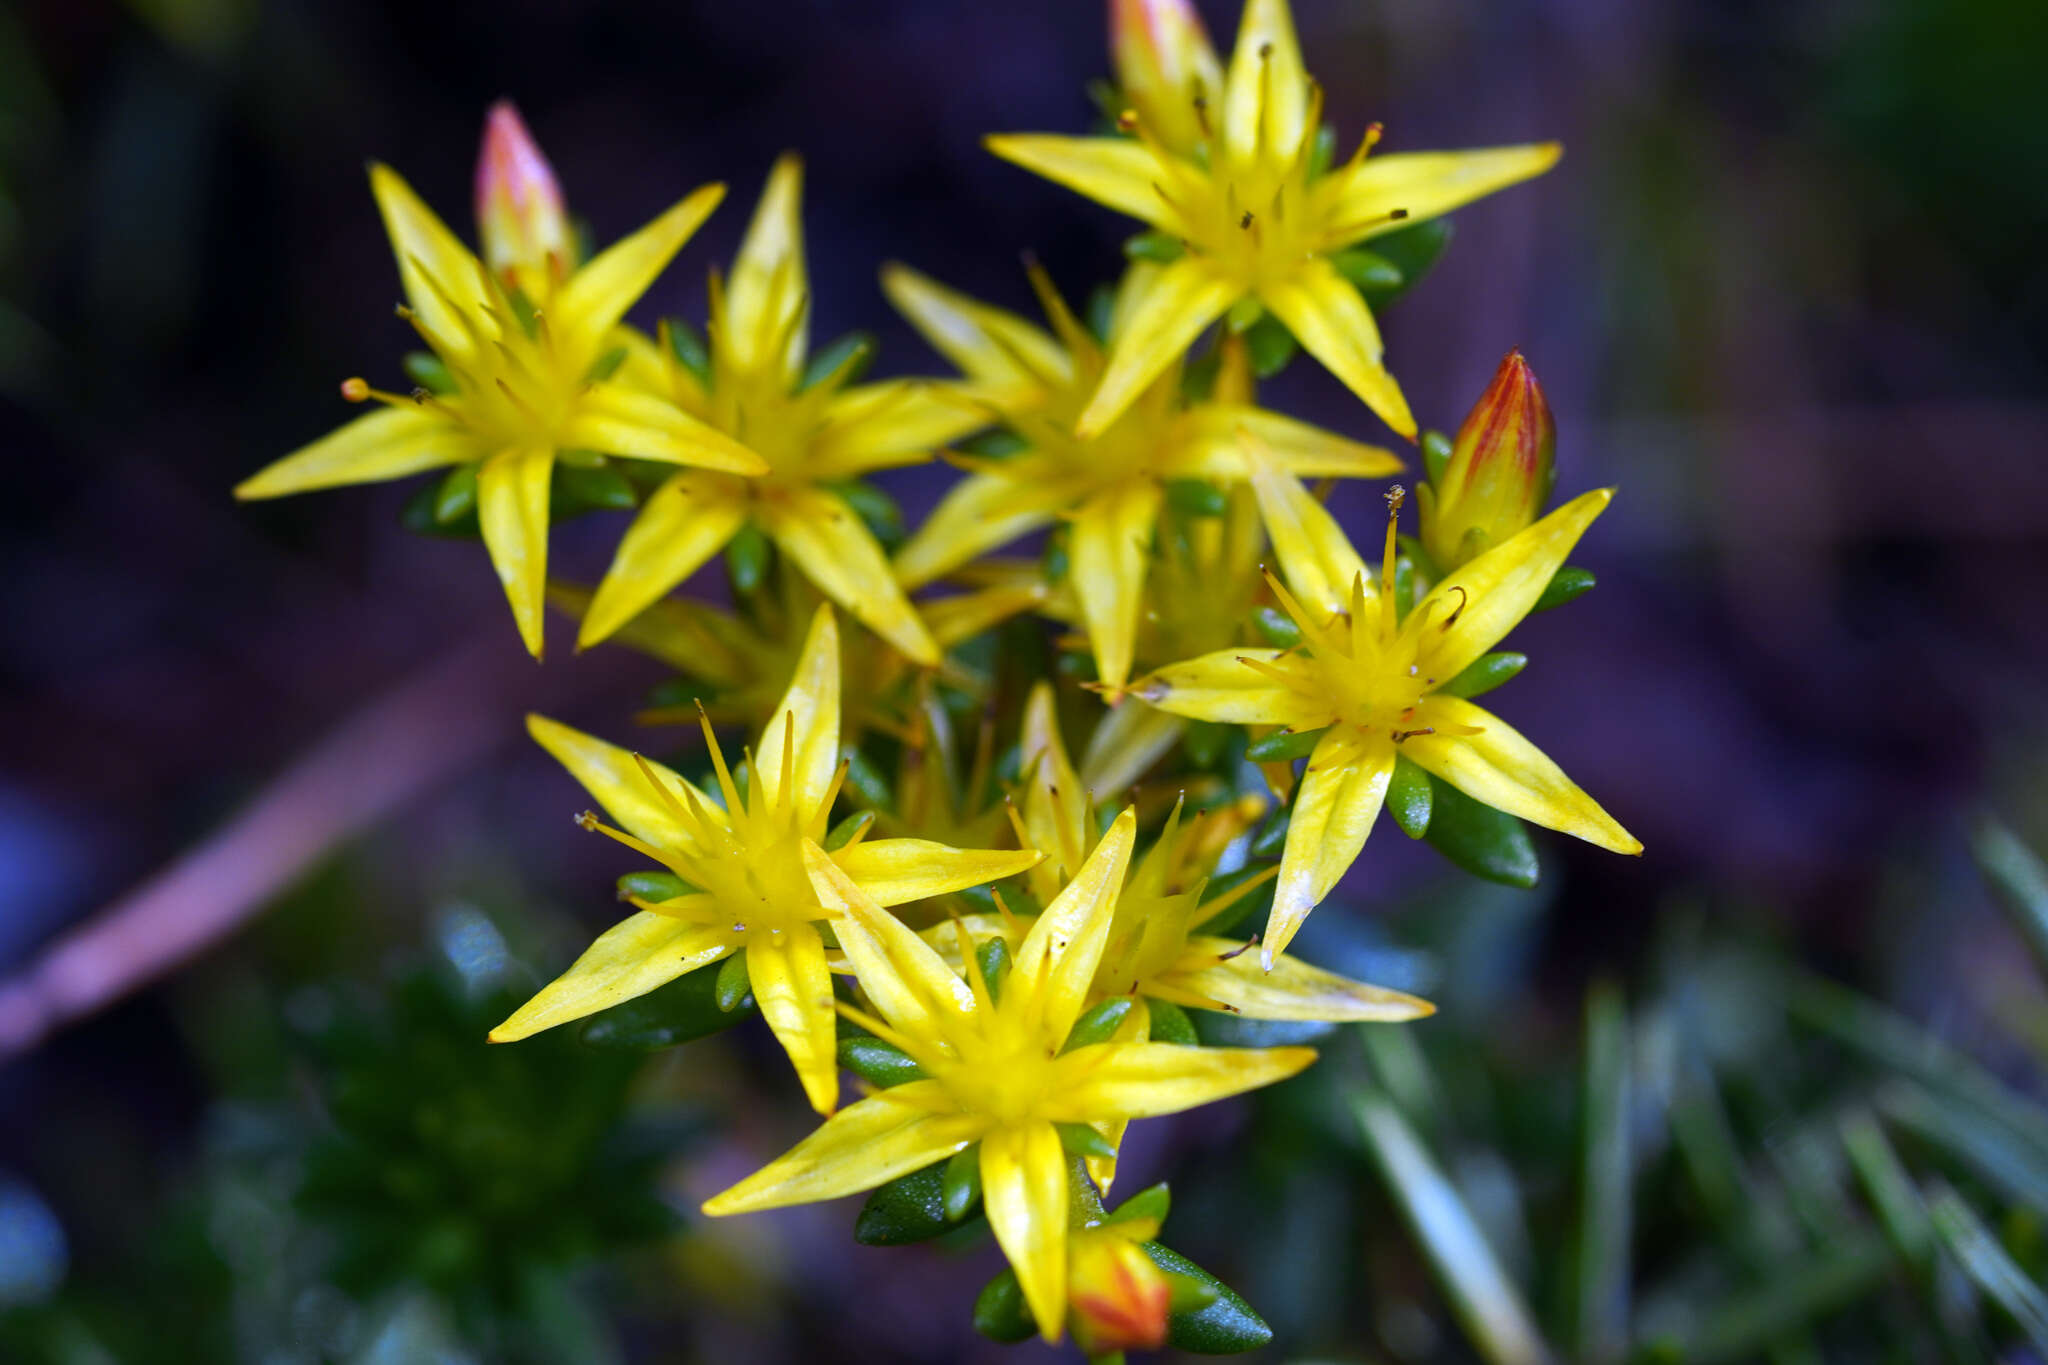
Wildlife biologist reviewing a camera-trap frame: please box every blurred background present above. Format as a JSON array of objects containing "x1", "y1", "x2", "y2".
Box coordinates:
[{"x1": 2, "y1": 0, "x2": 2047, "y2": 1360}]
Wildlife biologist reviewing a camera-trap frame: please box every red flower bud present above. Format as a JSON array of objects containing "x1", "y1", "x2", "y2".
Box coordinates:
[
  {"x1": 1420, "y1": 351, "x2": 1557, "y2": 569},
  {"x1": 1110, "y1": 0, "x2": 1225, "y2": 156},
  {"x1": 474, "y1": 100, "x2": 570, "y2": 293},
  {"x1": 1068, "y1": 1227, "x2": 1171, "y2": 1354}
]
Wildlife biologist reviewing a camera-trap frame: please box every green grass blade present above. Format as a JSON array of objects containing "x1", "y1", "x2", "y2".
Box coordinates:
[
  {"x1": 1925, "y1": 1178, "x2": 2048, "y2": 1352},
  {"x1": 1575, "y1": 983, "x2": 1632, "y2": 1364},
  {"x1": 1354, "y1": 1089, "x2": 1554, "y2": 1365}
]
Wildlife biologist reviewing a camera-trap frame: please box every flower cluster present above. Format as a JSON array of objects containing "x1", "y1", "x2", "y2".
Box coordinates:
[{"x1": 237, "y1": 0, "x2": 1640, "y2": 1351}]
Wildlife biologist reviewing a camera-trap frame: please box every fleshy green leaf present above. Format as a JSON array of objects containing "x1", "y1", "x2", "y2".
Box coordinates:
[
  {"x1": 616, "y1": 870, "x2": 695, "y2": 902},
  {"x1": 972, "y1": 1266, "x2": 1037, "y2": 1342},
  {"x1": 1331, "y1": 247, "x2": 1403, "y2": 293},
  {"x1": 1440, "y1": 652, "x2": 1528, "y2": 700},
  {"x1": 1532, "y1": 566, "x2": 1596, "y2": 613},
  {"x1": 855, "y1": 1162, "x2": 962, "y2": 1247},
  {"x1": 713, "y1": 952, "x2": 752, "y2": 1013},
  {"x1": 825, "y1": 810, "x2": 875, "y2": 851},
  {"x1": 1357, "y1": 216, "x2": 1454, "y2": 311},
  {"x1": 1422, "y1": 429, "x2": 1453, "y2": 485},
  {"x1": 1063, "y1": 998, "x2": 1134, "y2": 1053},
  {"x1": 1387, "y1": 755, "x2": 1432, "y2": 839},
  {"x1": 1143, "y1": 1242, "x2": 1272, "y2": 1353},
  {"x1": 403, "y1": 350, "x2": 456, "y2": 395},
  {"x1": 724, "y1": 523, "x2": 772, "y2": 595},
  {"x1": 942, "y1": 1144, "x2": 983, "y2": 1223},
  {"x1": 977, "y1": 937, "x2": 1012, "y2": 1004},
  {"x1": 1424, "y1": 777, "x2": 1539, "y2": 888},
  {"x1": 1145, "y1": 998, "x2": 1199, "y2": 1046},
  {"x1": 664, "y1": 317, "x2": 711, "y2": 387},
  {"x1": 1057, "y1": 1122, "x2": 1117, "y2": 1159},
  {"x1": 1166, "y1": 478, "x2": 1228, "y2": 519},
  {"x1": 1253, "y1": 606, "x2": 1301, "y2": 649},
  {"x1": 1125, "y1": 230, "x2": 1185, "y2": 264},
  {"x1": 1243, "y1": 313, "x2": 1298, "y2": 378},
  {"x1": 837, "y1": 1036, "x2": 927, "y2": 1088},
  {"x1": 1245, "y1": 727, "x2": 1327, "y2": 763},
  {"x1": 1106, "y1": 1182, "x2": 1170, "y2": 1228},
  {"x1": 800, "y1": 331, "x2": 876, "y2": 392},
  {"x1": 577, "y1": 960, "x2": 751, "y2": 1051},
  {"x1": 552, "y1": 462, "x2": 637, "y2": 516},
  {"x1": 831, "y1": 480, "x2": 904, "y2": 548}
]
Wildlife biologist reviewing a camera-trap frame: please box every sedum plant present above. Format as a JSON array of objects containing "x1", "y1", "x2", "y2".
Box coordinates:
[{"x1": 228, "y1": 0, "x2": 1646, "y2": 1351}]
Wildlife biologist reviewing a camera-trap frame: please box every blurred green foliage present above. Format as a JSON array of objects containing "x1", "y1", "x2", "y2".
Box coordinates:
[{"x1": 0, "y1": 905, "x2": 687, "y2": 1365}]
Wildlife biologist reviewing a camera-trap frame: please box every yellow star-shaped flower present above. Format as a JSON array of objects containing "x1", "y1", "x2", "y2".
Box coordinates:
[
  {"x1": 986, "y1": 0, "x2": 1560, "y2": 439},
  {"x1": 704, "y1": 809, "x2": 1315, "y2": 1344},
  {"x1": 576, "y1": 156, "x2": 985, "y2": 665},
  {"x1": 1134, "y1": 454, "x2": 1640, "y2": 966},
  {"x1": 982, "y1": 683, "x2": 1429, "y2": 1026},
  {"x1": 236, "y1": 106, "x2": 765, "y2": 658},
  {"x1": 491, "y1": 604, "x2": 1039, "y2": 1115},
  {"x1": 887, "y1": 261, "x2": 1398, "y2": 689}
]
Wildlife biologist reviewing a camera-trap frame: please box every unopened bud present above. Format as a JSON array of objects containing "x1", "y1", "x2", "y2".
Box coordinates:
[
  {"x1": 1420, "y1": 351, "x2": 1557, "y2": 570},
  {"x1": 1110, "y1": 0, "x2": 1225, "y2": 156},
  {"x1": 474, "y1": 100, "x2": 570, "y2": 293},
  {"x1": 1067, "y1": 1227, "x2": 1170, "y2": 1355}
]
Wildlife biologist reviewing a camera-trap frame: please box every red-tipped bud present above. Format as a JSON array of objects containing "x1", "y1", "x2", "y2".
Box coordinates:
[
  {"x1": 1111, "y1": 0, "x2": 1225, "y2": 156},
  {"x1": 1067, "y1": 1227, "x2": 1171, "y2": 1355},
  {"x1": 1420, "y1": 351, "x2": 1558, "y2": 570},
  {"x1": 474, "y1": 100, "x2": 570, "y2": 293}
]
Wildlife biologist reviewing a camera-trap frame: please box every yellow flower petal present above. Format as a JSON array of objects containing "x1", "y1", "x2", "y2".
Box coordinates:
[
  {"x1": 1258, "y1": 256, "x2": 1415, "y2": 439},
  {"x1": 1050, "y1": 1042, "x2": 1317, "y2": 1120},
  {"x1": 1268, "y1": 731, "x2": 1395, "y2": 965},
  {"x1": 367, "y1": 163, "x2": 486, "y2": 365},
  {"x1": 1175, "y1": 404, "x2": 1403, "y2": 482},
  {"x1": 579, "y1": 474, "x2": 747, "y2": 649},
  {"x1": 746, "y1": 923, "x2": 841, "y2": 1114},
  {"x1": 554, "y1": 182, "x2": 726, "y2": 358},
  {"x1": 803, "y1": 841, "x2": 979, "y2": 1038},
  {"x1": 476, "y1": 447, "x2": 555, "y2": 659},
  {"x1": 1321, "y1": 144, "x2": 1562, "y2": 248},
  {"x1": 702, "y1": 1084, "x2": 983, "y2": 1215},
  {"x1": 923, "y1": 575, "x2": 1051, "y2": 650},
  {"x1": 893, "y1": 470, "x2": 1075, "y2": 590},
  {"x1": 810, "y1": 380, "x2": 985, "y2": 477},
  {"x1": 982, "y1": 134, "x2": 1176, "y2": 234},
  {"x1": 1221, "y1": 0, "x2": 1309, "y2": 165},
  {"x1": 1020, "y1": 682, "x2": 1092, "y2": 901},
  {"x1": 1068, "y1": 480, "x2": 1164, "y2": 691},
  {"x1": 1077, "y1": 256, "x2": 1237, "y2": 439},
  {"x1": 1133, "y1": 648, "x2": 1318, "y2": 726},
  {"x1": 488, "y1": 912, "x2": 734, "y2": 1042},
  {"x1": 754, "y1": 603, "x2": 842, "y2": 815},
  {"x1": 979, "y1": 1121, "x2": 1071, "y2": 1344},
  {"x1": 763, "y1": 485, "x2": 939, "y2": 665},
  {"x1": 1165, "y1": 937, "x2": 1434, "y2": 1021},
  {"x1": 1245, "y1": 448, "x2": 1371, "y2": 618},
  {"x1": 1404, "y1": 695, "x2": 1640, "y2": 854},
  {"x1": 881, "y1": 262, "x2": 1071, "y2": 400},
  {"x1": 724, "y1": 154, "x2": 809, "y2": 380},
  {"x1": 1080, "y1": 701, "x2": 1185, "y2": 797},
  {"x1": 831, "y1": 839, "x2": 1041, "y2": 907},
  {"x1": 526, "y1": 712, "x2": 712, "y2": 851},
  {"x1": 1419, "y1": 488, "x2": 1612, "y2": 681},
  {"x1": 234, "y1": 407, "x2": 473, "y2": 500},
  {"x1": 1015, "y1": 810, "x2": 1137, "y2": 1047},
  {"x1": 561, "y1": 383, "x2": 767, "y2": 475}
]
